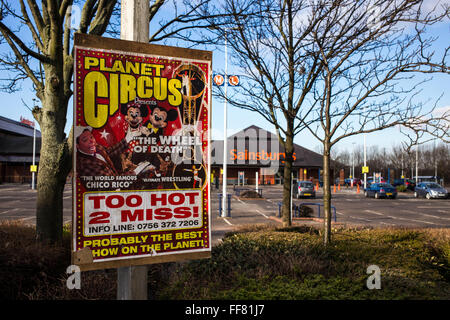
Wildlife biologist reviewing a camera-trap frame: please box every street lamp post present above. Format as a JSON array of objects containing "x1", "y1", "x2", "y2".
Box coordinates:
[
  {"x1": 32, "y1": 122, "x2": 36, "y2": 190},
  {"x1": 31, "y1": 98, "x2": 39, "y2": 190},
  {"x1": 222, "y1": 29, "x2": 229, "y2": 217},
  {"x1": 351, "y1": 142, "x2": 355, "y2": 187},
  {"x1": 363, "y1": 109, "x2": 367, "y2": 190},
  {"x1": 415, "y1": 144, "x2": 418, "y2": 185},
  {"x1": 220, "y1": 27, "x2": 239, "y2": 217}
]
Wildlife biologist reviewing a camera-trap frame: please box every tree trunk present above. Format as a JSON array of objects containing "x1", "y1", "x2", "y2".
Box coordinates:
[
  {"x1": 322, "y1": 140, "x2": 332, "y2": 245},
  {"x1": 281, "y1": 132, "x2": 294, "y2": 227},
  {"x1": 35, "y1": 66, "x2": 72, "y2": 243}
]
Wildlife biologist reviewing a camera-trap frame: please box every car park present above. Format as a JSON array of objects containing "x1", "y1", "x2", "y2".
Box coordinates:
[
  {"x1": 364, "y1": 177, "x2": 386, "y2": 185},
  {"x1": 344, "y1": 178, "x2": 361, "y2": 186},
  {"x1": 295, "y1": 181, "x2": 316, "y2": 198},
  {"x1": 393, "y1": 178, "x2": 416, "y2": 190},
  {"x1": 414, "y1": 182, "x2": 449, "y2": 199},
  {"x1": 364, "y1": 183, "x2": 397, "y2": 199}
]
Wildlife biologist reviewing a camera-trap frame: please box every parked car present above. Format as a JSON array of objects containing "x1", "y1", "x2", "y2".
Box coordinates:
[
  {"x1": 393, "y1": 178, "x2": 416, "y2": 190},
  {"x1": 364, "y1": 183, "x2": 397, "y2": 199},
  {"x1": 344, "y1": 178, "x2": 361, "y2": 186},
  {"x1": 414, "y1": 182, "x2": 449, "y2": 199},
  {"x1": 295, "y1": 181, "x2": 316, "y2": 198},
  {"x1": 364, "y1": 177, "x2": 385, "y2": 185}
]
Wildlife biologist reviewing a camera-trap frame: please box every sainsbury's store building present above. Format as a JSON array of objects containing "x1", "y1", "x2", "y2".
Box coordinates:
[{"x1": 211, "y1": 125, "x2": 331, "y2": 185}]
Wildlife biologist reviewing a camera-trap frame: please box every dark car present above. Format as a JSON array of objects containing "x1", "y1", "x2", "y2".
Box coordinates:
[
  {"x1": 344, "y1": 178, "x2": 361, "y2": 186},
  {"x1": 364, "y1": 183, "x2": 397, "y2": 199},
  {"x1": 414, "y1": 182, "x2": 448, "y2": 199},
  {"x1": 295, "y1": 181, "x2": 316, "y2": 198},
  {"x1": 393, "y1": 178, "x2": 416, "y2": 190}
]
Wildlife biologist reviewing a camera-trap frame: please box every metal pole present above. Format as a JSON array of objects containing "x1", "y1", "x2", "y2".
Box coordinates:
[
  {"x1": 351, "y1": 142, "x2": 355, "y2": 187},
  {"x1": 32, "y1": 122, "x2": 36, "y2": 190},
  {"x1": 434, "y1": 138, "x2": 437, "y2": 182},
  {"x1": 222, "y1": 30, "x2": 228, "y2": 217},
  {"x1": 290, "y1": 172, "x2": 293, "y2": 222},
  {"x1": 117, "y1": 0, "x2": 149, "y2": 301},
  {"x1": 363, "y1": 131, "x2": 367, "y2": 189},
  {"x1": 401, "y1": 153, "x2": 404, "y2": 179},
  {"x1": 415, "y1": 144, "x2": 418, "y2": 185}
]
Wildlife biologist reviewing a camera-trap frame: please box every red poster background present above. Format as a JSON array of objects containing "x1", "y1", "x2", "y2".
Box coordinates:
[{"x1": 73, "y1": 44, "x2": 211, "y2": 267}]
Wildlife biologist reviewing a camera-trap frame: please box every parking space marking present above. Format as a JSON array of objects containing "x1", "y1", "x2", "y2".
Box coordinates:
[
  {"x1": 417, "y1": 206, "x2": 450, "y2": 209},
  {"x1": 347, "y1": 216, "x2": 372, "y2": 222},
  {"x1": 409, "y1": 219, "x2": 437, "y2": 225},
  {"x1": 222, "y1": 218, "x2": 233, "y2": 226},
  {"x1": 0, "y1": 188, "x2": 21, "y2": 192},
  {"x1": 364, "y1": 210, "x2": 384, "y2": 216},
  {"x1": 255, "y1": 209, "x2": 269, "y2": 219},
  {"x1": 380, "y1": 221, "x2": 397, "y2": 226},
  {"x1": 18, "y1": 216, "x2": 35, "y2": 221},
  {"x1": 0, "y1": 208, "x2": 20, "y2": 215},
  {"x1": 420, "y1": 213, "x2": 450, "y2": 221},
  {"x1": 387, "y1": 214, "x2": 437, "y2": 225}
]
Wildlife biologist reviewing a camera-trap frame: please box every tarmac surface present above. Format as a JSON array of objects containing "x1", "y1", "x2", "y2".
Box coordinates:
[{"x1": 1, "y1": 183, "x2": 449, "y2": 245}]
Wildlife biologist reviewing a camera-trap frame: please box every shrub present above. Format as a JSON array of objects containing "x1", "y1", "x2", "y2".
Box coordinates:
[{"x1": 0, "y1": 221, "x2": 116, "y2": 300}]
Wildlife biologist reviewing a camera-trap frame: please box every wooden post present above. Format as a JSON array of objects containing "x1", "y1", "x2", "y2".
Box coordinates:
[{"x1": 117, "y1": 0, "x2": 150, "y2": 301}]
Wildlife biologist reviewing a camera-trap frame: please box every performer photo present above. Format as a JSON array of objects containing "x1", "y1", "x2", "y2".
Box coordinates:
[{"x1": 75, "y1": 126, "x2": 153, "y2": 184}]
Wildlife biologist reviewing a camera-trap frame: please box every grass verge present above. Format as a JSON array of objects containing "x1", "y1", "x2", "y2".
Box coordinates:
[{"x1": 1, "y1": 221, "x2": 449, "y2": 300}]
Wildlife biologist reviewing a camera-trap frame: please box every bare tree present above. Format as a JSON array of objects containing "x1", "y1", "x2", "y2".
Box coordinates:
[
  {"x1": 186, "y1": 0, "x2": 336, "y2": 226},
  {"x1": 0, "y1": 0, "x2": 223, "y2": 242},
  {"x1": 0, "y1": 0, "x2": 119, "y2": 242},
  {"x1": 293, "y1": 0, "x2": 450, "y2": 244},
  {"x1": 188, "y1": 0, "x2": 449, "y2": 235}
]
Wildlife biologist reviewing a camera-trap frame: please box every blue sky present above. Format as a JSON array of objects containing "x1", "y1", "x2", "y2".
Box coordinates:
[{"x1": 0, "y1": 1, "x2": 448, "y2": 156}]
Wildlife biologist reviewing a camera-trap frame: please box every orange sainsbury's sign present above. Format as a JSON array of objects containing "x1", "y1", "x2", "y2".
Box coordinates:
[{"x1": 230, "y1": 149, "x2": 296, "y2": 163}]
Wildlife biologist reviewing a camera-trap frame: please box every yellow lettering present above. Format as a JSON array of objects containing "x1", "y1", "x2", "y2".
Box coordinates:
[
  {"x1": 153, "y1": 77, "x2": 167, "y2": 101},
  {"x1": 84, "y1": 71, "x2": 109, "y2": 128},
  {"x1": 151, "y1": 64, "x2": 164, "y2": 76},
  {"x1": 120, "y1": 74, "x2": 137, "y2": 103},
  {"x1": 126, "y1": 61, "x2": 139, "y2": 74},
  {"x1": 168, "y1": 79, "x2": 182, "y2": 106},
  {"x1": 109, "y1": 73, "x2": 119, "y2": 115},
  {"x1": 141, "y1": 63, "x2": 152, "y2": 76},
  {"x1": 99, "y1": 58, "x2": 113, "y2": 72},
  {"x1": 137, "y1": 76, "x2": 153, "y2": 98},
  {"x1": 84, "y1": 57, "x2": 99, "y2": 69},
  {"x1": 112, "y1": 60, "x2": 125, "y2": 73}
]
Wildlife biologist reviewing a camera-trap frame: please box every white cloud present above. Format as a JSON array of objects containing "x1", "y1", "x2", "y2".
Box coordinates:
[{"x1": 432, "y1": 105, "x2": 450, "y2": 117}]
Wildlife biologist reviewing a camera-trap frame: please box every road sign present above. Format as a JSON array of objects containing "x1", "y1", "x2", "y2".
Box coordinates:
[
  {"x1": 30, "y1": 165, "x2": 37, "y2": 172},
  {"x1": 213, "y1": 74, "x2": 224, "y2": 86},
  {"x1": 362, "y1": 166, "x2": 369, "y2": 174},
  {"x1": 228, "y1": 75, "x2": 240, "y2": 86}
]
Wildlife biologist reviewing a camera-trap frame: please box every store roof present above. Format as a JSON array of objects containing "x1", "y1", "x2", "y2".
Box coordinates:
[{"x1": 0, "y1": 115, "x2": 41, "y2": 137}]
